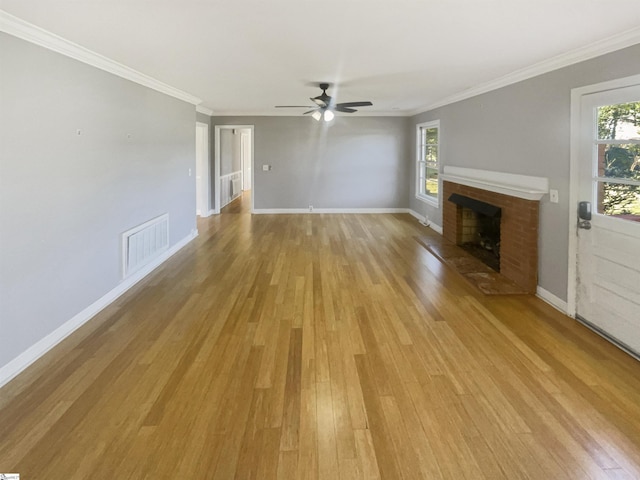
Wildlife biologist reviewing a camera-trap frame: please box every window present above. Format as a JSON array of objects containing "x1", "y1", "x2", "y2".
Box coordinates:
[
  {"x1": 416, "y1": 120, "x2": 440, "y2": 205},
  {"x1": 594, "y1": 101, "x2": 640, "y2": 221}
]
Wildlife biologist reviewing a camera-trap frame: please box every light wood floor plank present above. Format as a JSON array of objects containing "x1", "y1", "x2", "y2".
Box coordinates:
[{"x1": 2, "y1": 192, "x2": 640, "y2": 479}]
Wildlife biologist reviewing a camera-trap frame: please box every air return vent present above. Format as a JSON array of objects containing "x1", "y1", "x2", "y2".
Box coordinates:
[{"x1": 122, "y1": 214, "x2": 169, "y2": 278}]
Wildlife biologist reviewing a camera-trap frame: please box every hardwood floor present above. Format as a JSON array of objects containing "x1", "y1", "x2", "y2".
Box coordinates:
[{"x1": 2, "y1": 196, "x2": 640, "y2": 479}]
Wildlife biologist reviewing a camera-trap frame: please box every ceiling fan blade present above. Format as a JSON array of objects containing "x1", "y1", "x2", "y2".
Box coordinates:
[
  {"x1": 275, "y1": 105, "x2": 316, "y2": 108},
  {"x1": 311, "y1": 97, "x2": 327, "y2": 107},
  {"x1": 303, "y1": 109, "x2": 319, "y2": 115},
  {"x1": 335, "y1": 101, "x2": 373, "y2": 108},
  {"x1": 334, "y1": 106, "x2": 357, "y2": 113}
]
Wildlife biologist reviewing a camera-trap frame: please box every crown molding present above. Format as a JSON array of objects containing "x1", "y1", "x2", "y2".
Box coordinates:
[
  {"x1": 0, "y1": 10, "x2": 201, "y2": 106},
  {"x1": 209, "y1": 109, "x2": 408, "y2": 117},
  {"x1": 196, "y1": 105, "x2": 214, "y2": 116},
  {"x1": 409, "y1": 26, "x2": 640, "y2": 116}
]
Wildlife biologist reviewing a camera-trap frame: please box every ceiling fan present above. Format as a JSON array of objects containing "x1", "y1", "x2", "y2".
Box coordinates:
[{"x1": 275, "y1": 83, "x2": 373, "y2": 121}]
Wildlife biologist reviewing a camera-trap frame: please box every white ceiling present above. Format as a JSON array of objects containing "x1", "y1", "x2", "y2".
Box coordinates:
[{"x1": 3, "y1": 1, "x2": 640, "y2": 116}]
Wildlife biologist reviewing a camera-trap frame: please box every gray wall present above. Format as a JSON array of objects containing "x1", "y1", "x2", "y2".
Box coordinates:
[
  {"x1": 410, "y1": 43, "x2": 640, "y2": 302},
  {"x1": 212, "y1": 116, "x2": 410, "y2": 209},
  {"x1": 219, "y1": 129, "x2": 239, "y2": 176},
  {"x1": 0, "y1": 33, "x2": 197, "y2": 369},
  {"x1": 196, "y1": 112, "x2": 211, "y2": 125}
]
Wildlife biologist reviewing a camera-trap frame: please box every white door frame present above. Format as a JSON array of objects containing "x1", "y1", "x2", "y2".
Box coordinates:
[
  {"x1": 567, "y1": 73, "x2": 640, "y2": 316},
  {"x1": 195, "y1": 122, "x2": 211, "y2": 217},
  {"x1": 214, "y1": 125, "x2": 255, "y2": 213}
]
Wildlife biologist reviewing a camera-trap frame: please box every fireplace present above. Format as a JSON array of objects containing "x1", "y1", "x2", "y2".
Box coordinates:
[
  {"x1": 441, "y1": 167, "x2": 548, "y2": 294},
  {"x1": 448, "y1": 193, "x2": 502, "y2": 271}
]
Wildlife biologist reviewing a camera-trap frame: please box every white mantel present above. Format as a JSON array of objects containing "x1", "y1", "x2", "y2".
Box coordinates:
[{"x1": 440, "y1": 166, "x2": 549, "y2": 201}]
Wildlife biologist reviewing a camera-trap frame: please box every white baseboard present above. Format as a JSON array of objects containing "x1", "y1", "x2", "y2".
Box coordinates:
[
  {"x1": 0, "y1": 231, "x2": 198, "y2": 389},
  {"x1": 536, "y1": 286, "x2": 569, "y2": 315},
  {"x1": 408, "y1": 209, "x2": 443, "y2": 234},
  {"x1": 252, "y1": 207, "x2": 410, "y2": 215},
  {"x1": 428, "y1": 222, "x2": 443, "y2": 234},
  {"x1": 408, "y1": 209, "x2": 423, "y2": 221}
]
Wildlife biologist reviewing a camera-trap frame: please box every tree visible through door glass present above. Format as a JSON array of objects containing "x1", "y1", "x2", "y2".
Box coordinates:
[{"x1": 595, "y1": 102, "x2": 640, "y2": 219}]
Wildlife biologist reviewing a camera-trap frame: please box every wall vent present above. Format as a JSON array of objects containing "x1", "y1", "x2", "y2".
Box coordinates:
[{"x1": 122, "y1": 214, "x2": 169, "y2": 278}]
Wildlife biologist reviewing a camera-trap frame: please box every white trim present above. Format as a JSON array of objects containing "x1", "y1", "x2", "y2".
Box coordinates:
[
  {"x1": 196, "y1": 122, "x2": 211, "y2": 217},
  {"x1": 408, "y1": 209, "x2": 424, "y2": 222},
  {"x1": 416, "y1": 120, "x2": 441, "y2": 207},
  {"x1": 536, "y1": 286, "x2": 569, "y2": 315},
  {"x1": 409, "y1": 26, "x2": 640, "y2": 115},
  {"x1": 0, "y1": 11, "x2": 201, "y2": 106},
  {"x1": 567, "y1": 74, "x2": 640, "y2": 317},
  {"x1": 408, "y1": 209, "x2": 443, "y2": 234},
  {"x1": 252, "y1": 208, "x2": 411, "y2": 215},
  {"x1": 196, "y1": 105, "x2": 214, "y2": 116},
  {"x1": 213, "y1": 127, "x2": 221, "y2": 214},
  {"x1": 0, "y1": 231, "x2": 198, "y2": 389},
  {"x1": 220, "y1": 170, "x2": 243, "y2": 181},
  {"x1": 441, "y1": 166, "x2": 549, "y2": 201},
  {"x1": 428, "y1": 222, "x2": 443, "y2": 235}
]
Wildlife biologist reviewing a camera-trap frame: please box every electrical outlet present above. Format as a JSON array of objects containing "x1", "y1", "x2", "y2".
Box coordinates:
[
  {"x1": 550, "y1": 189, "x2": 559, "y2": 203},
  {"x1": 262, "y1": 164, "x2": 271, "y2": 171}
]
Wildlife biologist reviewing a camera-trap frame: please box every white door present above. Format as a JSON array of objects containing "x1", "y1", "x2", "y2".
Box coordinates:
[
  {"x1": 195, "y1": 123, "x2": 209, "y2": 216},
  {"x1": 576, "y1": 85, "x2": 640, "y2": 357},
  {"x1": 241, "y1": 132, "x2": 251, "y2": 191}
]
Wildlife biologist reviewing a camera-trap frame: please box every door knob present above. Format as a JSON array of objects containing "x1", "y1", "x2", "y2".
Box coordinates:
[{"x1": 578, "y1": 201, "x2": 591, "y2": 230}]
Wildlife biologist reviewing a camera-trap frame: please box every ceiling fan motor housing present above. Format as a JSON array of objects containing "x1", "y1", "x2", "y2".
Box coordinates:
[{"x1": 312, "y1": 83, "x2": 333, "y2": 107}]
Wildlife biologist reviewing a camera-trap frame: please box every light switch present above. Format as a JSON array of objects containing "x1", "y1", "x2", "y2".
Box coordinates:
[
  {"x1": 550, "y1": 189, "x2": 559, "y2": 203},
  {"x1": 262, "y1": 164, "x2": 271, "y2": 171}
]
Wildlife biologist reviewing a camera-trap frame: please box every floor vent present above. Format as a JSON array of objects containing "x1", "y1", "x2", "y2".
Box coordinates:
[{"x1": 122, "y1": 214, "x2": 169, "y2": 278}]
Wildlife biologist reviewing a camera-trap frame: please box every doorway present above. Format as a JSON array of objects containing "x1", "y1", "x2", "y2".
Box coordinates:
[
  {"x1": 569, "y1": 75, "x2": 640, "y2": 358},
  {"x1": 195, "y1": 122, "x2": 210, "y2": 217},
  {"x1": 214, "y1": 125, "x2": 254, "y2": 213}
]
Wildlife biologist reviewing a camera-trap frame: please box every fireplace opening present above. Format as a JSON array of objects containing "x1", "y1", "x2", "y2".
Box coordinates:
[{"x1": 448, "y1": 194, "x2": 502, "y2": 272}]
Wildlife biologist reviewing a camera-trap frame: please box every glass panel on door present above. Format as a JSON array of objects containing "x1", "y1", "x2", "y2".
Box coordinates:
[{"x1": 595, "y1": 102, "x2": 640, "y2": 221}]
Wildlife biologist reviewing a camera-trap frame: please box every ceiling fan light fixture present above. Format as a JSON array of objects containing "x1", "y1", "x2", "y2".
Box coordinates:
[{"x1": 276, "y1": 84, "x2": 372, "y2": 119}]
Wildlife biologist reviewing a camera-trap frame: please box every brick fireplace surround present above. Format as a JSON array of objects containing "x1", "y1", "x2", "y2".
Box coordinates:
[{"x1": 440, "y1": 167, "x2": 549, "y2": 295}]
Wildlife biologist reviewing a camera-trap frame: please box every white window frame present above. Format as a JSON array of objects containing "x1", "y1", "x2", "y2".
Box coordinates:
[{"x1": 415, "y1": 120, "x2": 441, "y2": 206}]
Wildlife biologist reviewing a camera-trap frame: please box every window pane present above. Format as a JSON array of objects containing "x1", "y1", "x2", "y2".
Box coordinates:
[
  {"x1": 596, "y1": 181, "x2": 640, "y2": 220},
  {"x1": 425, "y1": 127, "x2": 438, "y2": 144},
  {"x1": 425, "y1": 167, "x2": 438, "y2": 197},
  {"x1": 425, "y1": 145, "x2": 438, "y2": 163},
  {"x1": 597, "y1": 102, "x2": 640, "y2": 140},
  {"x1": 597, "y1": 144, "x2": 640, "y2": 180}
]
